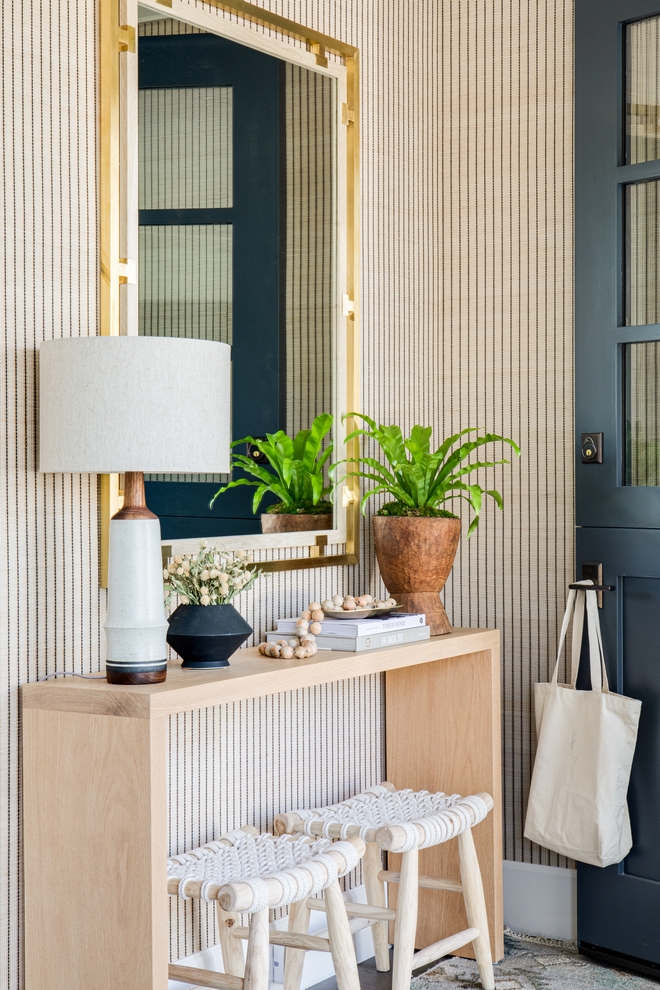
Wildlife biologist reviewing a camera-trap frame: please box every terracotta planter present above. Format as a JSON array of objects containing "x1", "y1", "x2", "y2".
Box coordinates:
[
  {"x1": 261, "y1": 513, "x2": 333, "y2": 533},
  {"x1": 372, "y1": 515, "x2": 461, "y2": 635}
]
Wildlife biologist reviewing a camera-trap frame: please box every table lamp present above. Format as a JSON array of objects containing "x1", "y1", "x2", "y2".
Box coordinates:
[{"x1": 39, "y1": 336, "x2": 231, "y2": 684}]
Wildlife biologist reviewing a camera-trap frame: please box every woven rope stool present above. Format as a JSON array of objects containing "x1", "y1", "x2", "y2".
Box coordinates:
[
  {"x1": 275, "y1": 784, "x2": 495, "y2": 990},
  {"x1": 167, "y1": 826, "x2": 365, "y2": 990}
]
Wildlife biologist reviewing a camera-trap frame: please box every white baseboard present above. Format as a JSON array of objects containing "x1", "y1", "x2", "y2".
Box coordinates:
[
  {"x1": 168, "y1": 884, "x2": 379, "y2": 990},
  {"x1": 503, "y1": 860, "x2": 577, "y2": 942}
]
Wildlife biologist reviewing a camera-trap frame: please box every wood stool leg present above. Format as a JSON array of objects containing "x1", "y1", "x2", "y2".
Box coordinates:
[
  {"x1": 216, "y1": 903, "x2": 245, "y2": 978},
  {"x1": 283, "y1": 896, "x2": 312, "y2": 990},
  {"x1": 392, "y1": 847, "x2": 419, "y2": 990},
  {"x1": 324, "y1": 880, "x2": 360, "y2": 990},
  {"x1": 458, "y1": 828, "x2": 495, "y2": 990},
  {"x1": 244, "y1": 908, "x2": 270, "y2": 990},
  {"x1": 364, "y1": 841, "x2": 391, "y2": 972}
]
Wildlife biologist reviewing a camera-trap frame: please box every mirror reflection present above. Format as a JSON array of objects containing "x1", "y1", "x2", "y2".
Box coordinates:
[{"x1": 137, "y1": 10, "x2": 337, "y2": 539}]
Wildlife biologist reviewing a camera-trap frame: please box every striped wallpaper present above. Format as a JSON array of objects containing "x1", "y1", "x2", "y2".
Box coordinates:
[
  {"x1": 284, "y1": 61, "x2": 335, "y2": 437},
  {"x1": 0, "y1": 0, "x2": 573, "y2": 985}
]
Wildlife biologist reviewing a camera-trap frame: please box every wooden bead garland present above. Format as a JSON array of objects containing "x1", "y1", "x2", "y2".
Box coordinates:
[
  {"x1": 257, "y1": 619, "x2": 318, "y2": 660},
  {"x1": 258, "y1": 592, "x2": 396, "y2": 660}
]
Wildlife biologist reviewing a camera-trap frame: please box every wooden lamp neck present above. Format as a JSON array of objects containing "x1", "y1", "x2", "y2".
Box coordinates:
[{"x1": 112, "y1": 471, "x2": 158, "y2": 521}]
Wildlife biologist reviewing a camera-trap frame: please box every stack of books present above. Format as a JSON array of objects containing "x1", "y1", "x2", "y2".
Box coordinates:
[{"x1": 267, "y1": 612, "x2": 430, "y2": 652}]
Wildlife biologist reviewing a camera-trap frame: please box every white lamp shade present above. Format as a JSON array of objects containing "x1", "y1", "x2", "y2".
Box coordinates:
[{"x1": 39, "y1": 336, "x2": 231, "y2": 474}]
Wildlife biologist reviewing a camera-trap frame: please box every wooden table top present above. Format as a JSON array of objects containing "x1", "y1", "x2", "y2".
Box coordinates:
[{"x1": 21, "y1": 627, "x2": 499, "y2": 719}]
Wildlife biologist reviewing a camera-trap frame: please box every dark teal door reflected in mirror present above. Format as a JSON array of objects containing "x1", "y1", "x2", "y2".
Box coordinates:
[{"x1": 137, "y1": 24, "x2": 335, "y2": 539}]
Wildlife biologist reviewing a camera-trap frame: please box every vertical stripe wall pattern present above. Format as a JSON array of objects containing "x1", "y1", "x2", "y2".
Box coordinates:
[
  {"x1": 0, "y1": 3, "x2": 101, "y2": 987},
  {"x1": 0, "y1": 1, "x2": 573, "y2": 985},
  {"x1": 285, "y1": 62, "x2": 336, "y2": 437}
]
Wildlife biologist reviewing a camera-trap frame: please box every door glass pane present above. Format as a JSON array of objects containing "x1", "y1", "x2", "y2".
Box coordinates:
[
  {"x1": 625, "y1": 341, "x2": 660, "y2": 486},
  {"x1": 626, "y1": 16, "x2": 660, "y2": 165},
  {"x1": 625, "y1": 180, "x2": 660, "y2": 326},
  {"x1": 138, "y1": 224, "x2": 232, "y2": 344},
  {"x1": 138, "y1": 87, "x2": 232, "y2": 208}
]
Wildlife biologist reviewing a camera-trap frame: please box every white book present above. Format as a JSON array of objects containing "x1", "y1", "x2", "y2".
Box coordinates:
[
  {"x1": 267, "y1": 624, "x2": 431, "y2": 653},
  {"x1": 275, "y1": 612, "x2": 426, "y2": 637}
]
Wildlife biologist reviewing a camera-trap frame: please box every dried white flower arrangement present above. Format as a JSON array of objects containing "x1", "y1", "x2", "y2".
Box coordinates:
[{"x1": 163, "y1": 541, "x2": 260, "y2": 607}]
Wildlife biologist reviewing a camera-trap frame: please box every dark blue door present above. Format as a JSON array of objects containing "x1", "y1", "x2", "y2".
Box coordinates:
[
  {"x1": 576, "y1": 1, "x2": 660, "y2": 976},
  {"x1": 138, "y1": 32, "x2": 284, "y2": 538}
]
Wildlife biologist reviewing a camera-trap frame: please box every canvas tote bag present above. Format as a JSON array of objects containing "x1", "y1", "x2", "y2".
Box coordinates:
[{"x1": 524, "y1": 581, "x2": 641, "y2": 867}]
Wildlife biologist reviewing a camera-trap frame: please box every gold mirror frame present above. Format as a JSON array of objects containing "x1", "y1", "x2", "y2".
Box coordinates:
[{"x1": 98, "y1": 0, "x2": 360, "y2": 583}]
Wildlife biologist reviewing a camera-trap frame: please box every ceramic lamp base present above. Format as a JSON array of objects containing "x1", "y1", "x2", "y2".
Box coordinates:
[{"x1": 104, "y1": 514, "x2": 168, "y2": 683}]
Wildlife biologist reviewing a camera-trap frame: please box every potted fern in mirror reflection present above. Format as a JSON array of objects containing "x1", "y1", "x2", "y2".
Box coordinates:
[
  {"x1": 211, "y1": 414, "x2": 335, "y2": 533},
  {"x1": 164, "y1": 543, "x2": 260, "y2": 668},
  {"x1": 331, "y1": 414, "x2": 520, "y2": 635}
]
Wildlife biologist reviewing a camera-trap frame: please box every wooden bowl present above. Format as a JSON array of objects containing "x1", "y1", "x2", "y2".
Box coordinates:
[{"x1": 321, "y1": 605, "x2": 402, "y2": 620}]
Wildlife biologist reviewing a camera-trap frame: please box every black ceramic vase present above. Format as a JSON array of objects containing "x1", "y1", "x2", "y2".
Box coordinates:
[{"x1": 167, "y1": 604, "x2": 252, "y2": 669}]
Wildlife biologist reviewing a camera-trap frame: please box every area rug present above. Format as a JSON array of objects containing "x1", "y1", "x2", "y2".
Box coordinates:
[{"x1": 411, "y1": 930, "x2": 659, "y2": 989}]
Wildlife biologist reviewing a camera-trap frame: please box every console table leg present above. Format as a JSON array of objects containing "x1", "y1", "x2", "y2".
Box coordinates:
[
  {"x1": 24, "y1": 707, "x2": 169, "y2": 990},
  {"x1": 385, "y1": 649, "x2": 503, "y2": 962}
]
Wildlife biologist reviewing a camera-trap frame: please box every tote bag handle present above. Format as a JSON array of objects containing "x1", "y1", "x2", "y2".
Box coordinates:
[{"x1": 551, "y1": 580, "x2": 609, "y2": 693}]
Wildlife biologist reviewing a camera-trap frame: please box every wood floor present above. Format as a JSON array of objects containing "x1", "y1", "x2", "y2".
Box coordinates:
[
  {"x1": 310, "y1": 954, "x2": 393, "y2": 990},
  {"x1": 309, "y1": 950, "x2": 439, "y2": 990}
]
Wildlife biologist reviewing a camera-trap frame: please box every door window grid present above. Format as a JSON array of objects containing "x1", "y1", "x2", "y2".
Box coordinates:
[{"x1": 624, "y1": 24, "x2": 660, "y2": 486}]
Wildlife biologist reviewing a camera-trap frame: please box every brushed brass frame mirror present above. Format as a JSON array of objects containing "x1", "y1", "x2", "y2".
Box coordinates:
[{"x1": 99, "y1": 0, "x2": 360, "y2": 582}]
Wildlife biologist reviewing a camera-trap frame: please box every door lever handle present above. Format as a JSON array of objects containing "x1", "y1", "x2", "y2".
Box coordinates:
[{"x1": 568, "y1": 583, "x2": 615, "y2": 591}]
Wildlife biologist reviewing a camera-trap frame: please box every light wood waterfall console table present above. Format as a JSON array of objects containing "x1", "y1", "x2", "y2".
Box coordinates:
[{"x1": 22, "y1": 628, "x2": 502, "y2": 990}]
